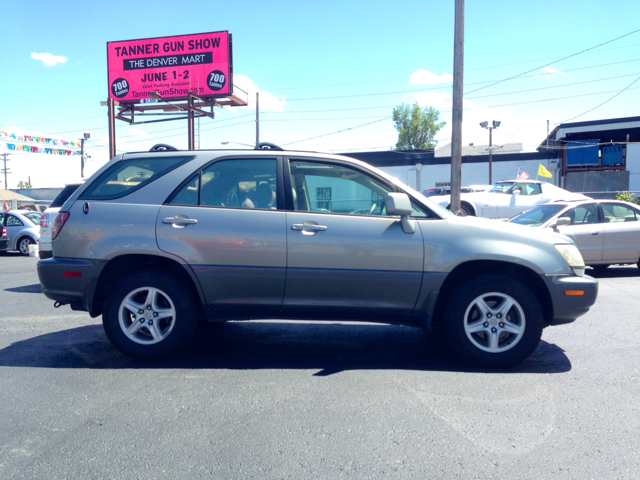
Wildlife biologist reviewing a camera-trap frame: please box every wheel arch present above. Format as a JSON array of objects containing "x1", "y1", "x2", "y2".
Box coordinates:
[
  {"x1": 430, "y1": 260, "x2": 553, "y2": 328},
  {"x1": 446, "y1": 201, "x2": 476, "y2": 216},
  {"x1": 460, "y1": 201, "x2": 476, "y2": 216},
  {"x1": 90, "y1": 254, "x2": 205, "y2": 318}
]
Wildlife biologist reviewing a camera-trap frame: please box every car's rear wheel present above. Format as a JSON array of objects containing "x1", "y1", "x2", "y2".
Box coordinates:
[
  {"x1": 590, "y1": 265, "x2": 609, "y2": 274},
  {"x1": 443, "y1": 274, "x2": 544, "y2": 368},
  {"x1": 102, "y1": 270, "x2": 198, "y2": 359},
  {"x1": 17, "y1": 236, "x2": 34, "y2": 256},
  {"x1": 460, "y1": 202, "x2": 475, "y2": 216}
]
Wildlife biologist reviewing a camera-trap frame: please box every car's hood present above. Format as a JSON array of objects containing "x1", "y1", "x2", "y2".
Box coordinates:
[{"x1": 444, "y1": 214, "x2": 574, "y2": 245}]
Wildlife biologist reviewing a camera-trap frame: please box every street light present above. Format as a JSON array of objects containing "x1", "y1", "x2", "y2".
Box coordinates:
[
  {"x1": 80, "y1": 132, "x2": 90, "y2": 178},
  {"x1": 221, "y1": 141, "x2": 254, "y2": 148},
  {"x1": 480, "y1": 120, "x2": 500, "y2": 184}
]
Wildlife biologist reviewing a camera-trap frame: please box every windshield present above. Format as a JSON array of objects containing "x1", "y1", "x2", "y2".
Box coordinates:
[
  {"x1": 488, "y1": 182, "x2": 517, "y2": 194},
  {"x1": 508, "y1": 204, "x2": 567, "y2": 227}
]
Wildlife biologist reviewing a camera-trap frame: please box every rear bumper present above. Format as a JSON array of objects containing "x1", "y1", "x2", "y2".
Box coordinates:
[
  {"x1": 544, "y1": 274, "x2": 598, "y2": 325},
  {"x1": 37, "y1": 257, "x2": 106, "y2": 313}
]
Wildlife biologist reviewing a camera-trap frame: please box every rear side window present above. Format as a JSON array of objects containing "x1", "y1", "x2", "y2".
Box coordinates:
[
  {"x1": 50, "y1": 184, "x2": 81, "y2": 208},
  {"x1": 80, "y1": 156, "x2": 194, "y2": 200}
]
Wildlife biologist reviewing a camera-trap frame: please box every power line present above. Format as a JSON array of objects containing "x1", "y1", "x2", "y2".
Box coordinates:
[
  {"x1": 464, "y1": 28, "x2": 640, "y2": 96},
  {"x1": 559, "y1": 74, "x2": 640, "y2": 124},
  {"x1": 282, "y1": 117, "x2": 390, "y2": 146}
]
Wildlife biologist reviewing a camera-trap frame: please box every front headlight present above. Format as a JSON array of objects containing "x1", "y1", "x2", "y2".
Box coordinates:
[{"x1": 555, "y1": 244, "x2": 585, "y2": 277}]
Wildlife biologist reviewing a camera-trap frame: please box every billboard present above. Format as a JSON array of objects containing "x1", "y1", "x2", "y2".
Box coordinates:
[{"x1": 107, "y1": 31, "x2": 232, "y2": 103}]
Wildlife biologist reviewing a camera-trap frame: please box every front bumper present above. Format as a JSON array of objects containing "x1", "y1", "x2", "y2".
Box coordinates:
[
  {"x1": 37, "y1": 257, "x2": 106, "y2": 314},
  {"x1": 543, "y1": 274, "x2": 598, "y2": 325}
]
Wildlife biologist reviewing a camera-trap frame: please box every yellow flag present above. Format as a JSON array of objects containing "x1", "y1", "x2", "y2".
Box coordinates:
[{"x1": 538, "y1": 163, "x2": 552, "y2": 178}]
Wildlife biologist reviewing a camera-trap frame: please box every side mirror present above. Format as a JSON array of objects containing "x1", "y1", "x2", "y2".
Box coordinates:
[
  {"x1": 553, "y1": 216, "x2": 571, "y2": 228},
  {"x1": 387, "y1": 193, "x2": 415, "y2": 234}
]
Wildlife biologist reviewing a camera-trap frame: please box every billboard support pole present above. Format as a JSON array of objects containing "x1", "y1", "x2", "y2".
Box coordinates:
[
  {"x1": 187, "y1": 94, "x2": 195, "y2": 150},
  {"x1": 108, "y1": 98, "x2": 116, "y2": 159}
]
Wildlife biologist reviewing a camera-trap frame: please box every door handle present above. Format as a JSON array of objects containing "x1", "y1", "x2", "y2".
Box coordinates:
[
  {"x1": 291, "y1": 224, "x2": 327, "y2": 232},
  {"x1": 591, "y1": 230, "x2": 600, "y2": 235},
  {"x1": 163, "y1": 216, "x2": 198, "y2": 225}
]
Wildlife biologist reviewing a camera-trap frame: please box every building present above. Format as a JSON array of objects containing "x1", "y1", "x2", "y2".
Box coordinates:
[{"x1": 344, "y1": 116, "x2": 640, "y2": 197}]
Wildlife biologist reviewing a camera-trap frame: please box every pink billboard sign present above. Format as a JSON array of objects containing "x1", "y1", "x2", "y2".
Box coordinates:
[{"x1": 107, "y1": 31, "x2": 232, "y2": 103}]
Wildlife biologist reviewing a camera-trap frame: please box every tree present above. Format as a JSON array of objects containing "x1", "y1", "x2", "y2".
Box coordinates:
[
  {"x1": 392, "y1": 103, "x2": 446, "y2": 150},
  {"x1": 17, "y1": 180, "x2": 32, "y2": 189}
]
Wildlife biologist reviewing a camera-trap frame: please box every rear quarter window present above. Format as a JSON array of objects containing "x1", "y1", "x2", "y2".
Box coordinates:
[
  {"x1": 80, "y1": 156, "x2": 194, "y2": 200},
  {"x1": 50, "y1": 184, "x2": 82, "y2": 208}
]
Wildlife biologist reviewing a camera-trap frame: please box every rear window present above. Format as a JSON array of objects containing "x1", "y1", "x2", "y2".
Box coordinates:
[
  {"x1": 80, "y1": 156, "x2": 194, "y2": 200},
  {"x1": 50, "y1": 184, "x2": 82, "y2": 208}
]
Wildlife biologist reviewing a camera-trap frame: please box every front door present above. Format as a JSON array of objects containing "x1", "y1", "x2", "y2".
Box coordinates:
[
  {"x1": 556, "y1": 203, "x2": 603, "y2": 263},
  {"x1": 283, "y1": 159, "x2": 424, "y2": 317}
]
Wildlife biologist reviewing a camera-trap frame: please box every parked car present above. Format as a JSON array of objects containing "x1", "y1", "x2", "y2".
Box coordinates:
[
  {"x1": 430, "y1": 180, "x2": 590, "y2": 218},
  {"x1": 38, "y1": 145, "x2": 598, "y2": 367},
  {"x1": 0, "y1": 210, "x2": 40, "y2": 255},
  {"x1": 0, "y1": 225, "x2": 8, "y2": 252},
  {"x1": 422, "y1": 185, "x2": 491, "y2": 198},
  {"x1": 17, "y1": 203, "x2": 50, "y2": 213},
  {"x1": 39, "y1": 183, "x2": 83, "y2": 259},
  {"x1": 508, "y1": 199, "x2": 640, "y2": 270}
]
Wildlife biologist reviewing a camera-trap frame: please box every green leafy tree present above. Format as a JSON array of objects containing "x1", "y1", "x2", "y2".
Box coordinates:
[
  {"x1": 615, "y1": 191, "x2": 638, "y2": 204},
  {"x1": 392, "y1": 103, "x2": 446, "y2": 150},
  {"x1": 17, "y1": 180, "x2": 32, "y2": 189}
]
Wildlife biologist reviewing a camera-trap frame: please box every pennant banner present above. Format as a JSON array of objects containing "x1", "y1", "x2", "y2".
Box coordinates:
[
  {"x1": 0, "y1": 130, "x2": 81, "y2": 156},
  {"x1": 0, "y1": 131, "x2": 81, "y2": 148}
]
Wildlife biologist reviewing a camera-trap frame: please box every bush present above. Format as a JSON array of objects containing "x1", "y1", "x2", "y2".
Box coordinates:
[{"x1": 616, "y1": 191, "x2": 638, "y2": 204}]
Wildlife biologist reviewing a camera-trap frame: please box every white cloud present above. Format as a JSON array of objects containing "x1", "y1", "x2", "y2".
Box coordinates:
[
  {"x1": 127, "y1": 127, "x2": 151, "y2": 138},
  {"x1": 410, "y1": 69, "x2": 453, "y2": 85},
  {"x1": 30, "y1": 52, "x2": 68, "y2": 67},
  {"x1": 534, "y1": 66, "x2": 564, "y2": 79},
  {"x1": 230, "y1": 75, "x2": 287, "y2": 113}
]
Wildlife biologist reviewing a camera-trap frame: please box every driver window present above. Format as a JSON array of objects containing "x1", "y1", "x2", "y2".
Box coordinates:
[
  {"x1": 290, "y1": 160, "x2": 390, "y2": 215},
  {"x1": 567, "y1": 204, "x2": 598, "y2": 225}
]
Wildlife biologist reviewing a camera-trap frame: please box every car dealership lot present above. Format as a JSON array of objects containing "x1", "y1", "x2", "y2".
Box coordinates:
[{"x1": 1, "y1": 253, "x2": 639, "y2": 479}]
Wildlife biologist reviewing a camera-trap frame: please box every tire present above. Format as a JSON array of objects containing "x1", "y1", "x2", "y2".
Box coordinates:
[
  {"x1": 443, "y1": 274, "x2": 544, "y2": 368},
  {"x1": 590, "y1": 265, "x2": 609, "y2": 274},
  {"x1": 102, "y1": 269, "x2": 198, "y2": 359},
  {"x1": 18, "y1": 236, "x2": 34, "y2": 256},
  {"x1": 460, "y1": 203, "x2": 475, "y2": 216}
]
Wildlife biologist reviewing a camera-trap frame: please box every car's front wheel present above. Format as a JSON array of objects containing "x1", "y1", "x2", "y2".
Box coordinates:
[
  {"x1": 443, "y1": 274, "x2": 544, "y2": 368},
  {"x1": 102, "y1": 270, "x2": 198, "y2": 359}
]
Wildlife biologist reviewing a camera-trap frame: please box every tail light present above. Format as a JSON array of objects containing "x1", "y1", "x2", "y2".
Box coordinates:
[
  {"x1": 52, "y1": 212, "x2": 70, "y2": 241},
  {"x1": 1, "y1": 226, "x2": 6, "y2": 238},
  {"x1": 40, "y1": 214, "x2": 49, "y2": 227}
]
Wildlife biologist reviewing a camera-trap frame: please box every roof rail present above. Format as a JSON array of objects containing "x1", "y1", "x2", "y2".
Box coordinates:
[
  {"x1": 254, "y1": 142, "x2": 283, "y2": 151},
  {"x1": 149, "y1": 144, "x2": 178, "y2": 152}
]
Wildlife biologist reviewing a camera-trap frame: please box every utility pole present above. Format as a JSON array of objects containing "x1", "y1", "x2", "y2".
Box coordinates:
[
  {"x1": 1, "y1": 153, "x2": 10, "y2": 189},
  {"x1": 450, "y1": 0, "x2": 464, "y2": 214},
  {"x1": 255, "y1": 91, "x2": 260, "y2": 147},
  {"x1": 80, "y1": 138, "x2": 85, "y2": 178}
]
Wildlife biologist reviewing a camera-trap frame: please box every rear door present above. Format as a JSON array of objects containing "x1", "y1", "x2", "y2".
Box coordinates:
[
  {"x1": 283, "y1": 158, "x2": 424, "y2": 317},
  {"x1": 156, "y1": 156, "x2": 287, "y2": 314},
  {"x1": 600, "y1": 202, "x2": 640, "y2": 263}
]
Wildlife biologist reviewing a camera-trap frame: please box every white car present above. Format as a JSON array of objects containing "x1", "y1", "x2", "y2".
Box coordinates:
[
  {"x1": 430, "y1": 180, "x2": 590, "y2": 219},
  {"x1": 39, "y1": 183, "x2": 83, "y2": 259}
]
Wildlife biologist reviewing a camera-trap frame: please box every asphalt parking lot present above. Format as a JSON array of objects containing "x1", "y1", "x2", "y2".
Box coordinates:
[{"x1": 1, "y1": 252, "x2": 639, "y2": 479}]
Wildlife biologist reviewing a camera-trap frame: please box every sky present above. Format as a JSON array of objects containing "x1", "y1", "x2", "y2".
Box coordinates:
[{"x1": 1, "y1": 0, "x2": 640, "y2": 189}]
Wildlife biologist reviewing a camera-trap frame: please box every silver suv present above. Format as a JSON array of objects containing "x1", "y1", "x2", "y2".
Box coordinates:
[{"x1": 37, "y1": 145, "x2": 598, "y2": 367}]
